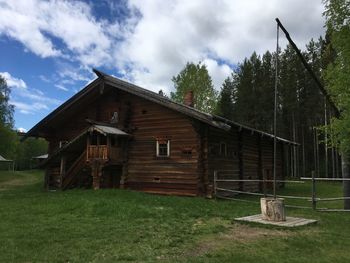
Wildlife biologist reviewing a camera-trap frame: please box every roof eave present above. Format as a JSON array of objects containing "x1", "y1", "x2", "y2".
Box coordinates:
[{"x1": 22, "y1": 78, "x2": 102, "y2": 141}]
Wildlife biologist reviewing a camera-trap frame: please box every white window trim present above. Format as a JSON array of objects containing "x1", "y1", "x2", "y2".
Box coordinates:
[{"x1": 156, "y1": 140, "x2": 170, "y2": 157}]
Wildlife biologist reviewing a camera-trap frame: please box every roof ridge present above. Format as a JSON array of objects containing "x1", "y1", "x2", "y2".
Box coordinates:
[{"x1": 95, "y1": 69, "x2": 298, "y2": 145}]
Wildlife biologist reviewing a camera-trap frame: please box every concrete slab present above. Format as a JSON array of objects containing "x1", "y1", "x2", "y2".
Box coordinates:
[{"x1": 235, "y1": 214, "x2": 317, "y2": 228}]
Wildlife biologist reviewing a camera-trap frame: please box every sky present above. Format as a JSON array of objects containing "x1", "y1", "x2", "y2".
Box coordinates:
[{"x1": 0, "y1": 0, "x2": 326, "y2": 132}]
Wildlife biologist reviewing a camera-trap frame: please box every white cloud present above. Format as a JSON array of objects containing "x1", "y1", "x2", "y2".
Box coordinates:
[
  {"x1": 115, "y1": 0, "x2": 325, "y2": 92},
  {"x1": 202, "y1": 59, "x2": 232, "y2": 91},
  {"x1": 0, "y1": 71, "x2": 27, "y2": 89},
  {"x1": 39, "y1": 75, "x2": 51, "y2": 83},
  {"x1": 17, "y1": 127, "x2": 27, "y2": 133},
  {"x1": 10, "y1": 101, "x2": 49, "y2": 115},
  {"x1": 0, "y1": 1, "x2": 61, "y2": 58},
  {"x1": 1, "y1": 71, "x2": 61, "y2": 115},
  {"x1": 0, "y1": 0, "x2": 326, "y2": 94},
  {"x1": 0, "y1": 0, "x2": 115, "y2": 65},
  {"x1": 16, "y1": 88, "x2": 61, "y2": 106},
  {"x1": 55, "y1": 84, "x2": 69, "y2": 92}
]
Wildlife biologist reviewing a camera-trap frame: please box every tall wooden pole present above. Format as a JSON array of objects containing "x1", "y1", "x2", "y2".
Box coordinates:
[
  {"x1": 276, "y1": 18, "x2": 350, "y2": 209},
  {"x1": 292, "y1": 113, "x2": 297, "y2": 178},
  {"x1": 313, "y1": 128, "x2": 317, "y2": 178},
  {"x1": 342, "y1": 155, "x2": 350, "y2": 209},
  {"x1": 302, "y1": 126, "x2": 306, "y2": 177},
  {"x1": 316, "y1": 128, "x2": 320, "y2": 177},
  {"x1": 336, "y1": 149, "x2": 340, "y2": 178},
  {"x1": 324, "y1": 99, "x2": 328, "y2": 177},
  {"x1": 275, "y1": 18, "x2": 340, "y2": 118},
  {"x1": 273, "y1": 23, "x2": 279, "y2": 199}
]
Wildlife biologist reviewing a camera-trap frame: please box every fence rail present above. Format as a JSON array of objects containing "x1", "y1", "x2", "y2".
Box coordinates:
[
  {"x1": 214, "y1": 170, "x2": 350, "y2": 212},
  {"x1": 301, "y1": 177, "x2": 350, "y2": 181},
  {"x1": 215, "y1": 179, "x2": 304, "y2": 184}
]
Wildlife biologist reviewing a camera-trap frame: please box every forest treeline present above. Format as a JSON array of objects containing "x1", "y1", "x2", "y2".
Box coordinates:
[
  {"x1": 171, "y1": 36, "x2": 340, "y2": 177},
  {"x1": 216, "y1": 38, "x2": 337, "y2": 177},
  {"x1": 171, "y1": 1, "x2": 349, "y2": 179},
  {"x1": 0, "y1": 76, "x2": 47, "y2": 170}
]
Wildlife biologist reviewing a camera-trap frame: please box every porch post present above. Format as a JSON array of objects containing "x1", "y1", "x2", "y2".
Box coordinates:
[
  {"x1": 59, "y1": 156, "x2": 66, "y2": 189},
  {"x1": 92, "y1": 161, "x2": 103, "y2": 190}
]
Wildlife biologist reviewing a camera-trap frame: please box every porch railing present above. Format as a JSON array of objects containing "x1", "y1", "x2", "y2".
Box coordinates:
[{"x1": 87, "y1": 145, "x2": 108, "y2": 160}]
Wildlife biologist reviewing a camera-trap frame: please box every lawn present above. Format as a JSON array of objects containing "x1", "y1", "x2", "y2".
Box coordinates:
[{"x1": 0, "y1": 170, "x2": 349, "y2": 262}]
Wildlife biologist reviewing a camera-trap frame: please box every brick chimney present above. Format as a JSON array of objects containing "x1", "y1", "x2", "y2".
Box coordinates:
[{"x1": 184, "y1": 91, "x2": 194, "y2": 107}]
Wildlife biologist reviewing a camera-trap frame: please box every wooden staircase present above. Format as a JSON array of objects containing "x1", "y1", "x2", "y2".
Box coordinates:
[{"x1": 62, "y1": 150, "x2": 87, "y2": 190}]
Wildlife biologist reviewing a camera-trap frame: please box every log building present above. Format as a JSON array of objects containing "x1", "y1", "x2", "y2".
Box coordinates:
[{"x1": 25, "y1": 69, "x2": 297, "y2": 197}]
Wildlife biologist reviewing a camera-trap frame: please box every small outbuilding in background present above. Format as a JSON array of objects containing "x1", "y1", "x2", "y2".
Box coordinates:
[{"x1": 0, "y1": 154, "x2": 14, "y2": 171}]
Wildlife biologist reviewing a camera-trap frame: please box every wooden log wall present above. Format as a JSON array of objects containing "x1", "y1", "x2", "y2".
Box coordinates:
[
  {"x1": 241, "y1": 132, "x2": 260, "y2": 192},
  {"x1": 45, "y1": 90, "x2": 122, "y2": 187},
  {"x1": 123, "y1": 93, "x2": 201, "y2": 196},
  {"x1": 43, "y1": 83, "x2": 288, "y2": 196},
  {"x1": 207, "y1": 127, "x2": 286, "y2": 196},
  {"x1": 207, "y1": 127, "x2": 240, "y2": 193}
]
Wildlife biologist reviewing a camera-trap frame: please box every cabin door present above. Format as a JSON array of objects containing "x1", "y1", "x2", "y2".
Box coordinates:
[{"x1": 101, "y1": 166, "x2": 122, "y2": 188}]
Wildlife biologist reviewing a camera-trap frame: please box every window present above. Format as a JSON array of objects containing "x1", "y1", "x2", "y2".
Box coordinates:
[
  {"x1": 91, "y1": 134, "x2": 98, "y2": 145},
  {"x1": 156, "y1": 139, "x2": 170, "y2": 157},
  {"x1": 99, "y1": 135, "x2": 107, "y2": 145},
  {"x1": 182, "y1": 148, "x2": 192, "y2": 158},
  {"x1": 110, "y1": 112, "x2": 118, "y2": 124}
]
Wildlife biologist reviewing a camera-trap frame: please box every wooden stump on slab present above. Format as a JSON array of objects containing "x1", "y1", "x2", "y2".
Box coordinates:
[{"x1": 260, "y1": 198, "x2": 286, "y2": 222}]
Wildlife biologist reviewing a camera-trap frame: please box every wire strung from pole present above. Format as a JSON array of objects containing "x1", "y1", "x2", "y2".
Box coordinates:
[{"x1": 273, "y1": 22, "x2": 279, "y2": 200}]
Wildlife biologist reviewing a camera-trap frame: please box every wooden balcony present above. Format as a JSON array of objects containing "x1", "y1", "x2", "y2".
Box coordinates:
[{"x1": 87, "y1": 145, "x2": 108, "y2": 161}]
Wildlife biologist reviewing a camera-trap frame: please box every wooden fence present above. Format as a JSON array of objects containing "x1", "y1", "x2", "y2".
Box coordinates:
[{"x1": 214, "y1": 170, "x2": 350, "y2": 212}]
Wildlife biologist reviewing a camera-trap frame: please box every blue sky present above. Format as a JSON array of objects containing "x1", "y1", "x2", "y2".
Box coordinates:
[{"x1": 0, "y1": 0, "x2": 325, "y2": 132}]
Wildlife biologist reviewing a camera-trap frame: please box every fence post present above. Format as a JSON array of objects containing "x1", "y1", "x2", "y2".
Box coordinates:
[
  {"x1": 311, "y1": 170, "x2": 316, "y2": 210},
  {"x1": 213, "y1": 171, "x2": 217, "y2": 198}
]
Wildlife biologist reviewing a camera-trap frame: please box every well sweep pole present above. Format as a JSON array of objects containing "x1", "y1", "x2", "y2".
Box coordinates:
[{"x1": 273, "y1": 22, "x2": 279, "y2": 199}]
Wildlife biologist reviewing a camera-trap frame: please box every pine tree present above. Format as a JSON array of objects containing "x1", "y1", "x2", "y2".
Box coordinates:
[{"x1": 216, "y1": 76, "x2": 236, "y2": 120}]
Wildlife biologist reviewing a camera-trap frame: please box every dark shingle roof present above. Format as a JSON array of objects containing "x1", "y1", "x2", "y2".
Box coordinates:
[{"x1": 24, "y1": 69, "x2": 298, "y2": 145}]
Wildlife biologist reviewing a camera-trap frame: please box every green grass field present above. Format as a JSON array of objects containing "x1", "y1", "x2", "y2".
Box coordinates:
[{"x1": 0, "y1": 170, "x2": 349, "y2": 262}]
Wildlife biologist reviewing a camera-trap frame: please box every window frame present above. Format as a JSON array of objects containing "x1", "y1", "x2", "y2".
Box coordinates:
[{"x1": 156, "y1": 139, "x2": 170, "y2": 158}]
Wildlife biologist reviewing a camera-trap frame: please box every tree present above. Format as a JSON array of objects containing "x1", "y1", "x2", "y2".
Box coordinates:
[
  {"x1": 323, "y1": 0, "x2": 350, "y2": 154},
  {"x1": 0, "y1": 76, "x2": 16, "y2": 160},
  {"x1": 0, "y1": 122, "x2": 18, "y2": 160},
  {"x1": 0, "y1": 75, "x2": 14, "y2": 127},
  {"x1": 231, "y1": 58, "x2": 254, "y2": 125},
  {"x1": 171, "y1": 62, "x2": 218, "y2": 113},
  {"x1": 323, "y1": 0, "x2": 350, "y2": 208},
  {"x1": 216, "y1": 76, "x2": 236, "y2": 119},
  {"x1": 15, "y1": 137, "x2": 48, "y2": 170}
]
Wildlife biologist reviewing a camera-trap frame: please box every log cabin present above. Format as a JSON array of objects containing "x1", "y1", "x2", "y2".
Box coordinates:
[{"x1": 24, "y1": 69, "x2": 297, "y2": 197}]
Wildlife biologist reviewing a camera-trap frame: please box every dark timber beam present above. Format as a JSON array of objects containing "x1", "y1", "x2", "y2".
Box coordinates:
[
  {"x1": 238, "y1": 131, "x2": 244, "y2": 191},
  {"x1": 258, "y1": 136, "x2": 263, "y2": 192},
  {"x1": 276, "y1": 18, "x2": 340, "y2": 118}
]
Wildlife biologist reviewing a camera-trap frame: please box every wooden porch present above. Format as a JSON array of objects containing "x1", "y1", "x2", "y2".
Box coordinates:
[{"x1": 48, "y1": 124, "x2": 130, "y2": 190}]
